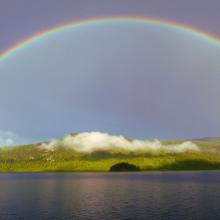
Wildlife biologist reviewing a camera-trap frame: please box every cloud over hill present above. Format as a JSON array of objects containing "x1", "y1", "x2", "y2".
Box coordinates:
[
  {"x1": 40, "y1": 132, "x2": 199, "y2": 153},
  {"x1": 0, "y1": 130, "x2": 27, "y2": 147}
]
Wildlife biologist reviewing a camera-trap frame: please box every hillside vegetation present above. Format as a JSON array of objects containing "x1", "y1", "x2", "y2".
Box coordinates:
[{"x1": 0, "y1": 136, "x2": 220, "y2": 172}]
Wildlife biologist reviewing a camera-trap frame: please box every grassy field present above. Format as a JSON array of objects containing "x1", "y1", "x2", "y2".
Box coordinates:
[{"x1": 0, "y1": 138, "x2": 220, "y2": 172}]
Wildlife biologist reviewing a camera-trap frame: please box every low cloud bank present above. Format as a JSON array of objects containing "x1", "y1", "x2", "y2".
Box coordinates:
[
  {"x1": 40, "y1": 132, "x2": 199, "y2": 153},
  {"x1": 0, "y1": 130, "x2": 27, "y2": 147}
]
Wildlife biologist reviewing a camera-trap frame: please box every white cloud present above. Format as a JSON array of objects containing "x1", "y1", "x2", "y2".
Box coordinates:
[
  {"x1": 40, "y1": 131, "x2": 199, "y2": 153},
  {"x1": 0, "y1": 130, "x2": 27, "y2": 147}
]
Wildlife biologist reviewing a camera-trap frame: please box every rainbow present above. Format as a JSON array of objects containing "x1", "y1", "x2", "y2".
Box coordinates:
[{"x1": 1, "y1": 16, "x2": 220, "y2": 62}]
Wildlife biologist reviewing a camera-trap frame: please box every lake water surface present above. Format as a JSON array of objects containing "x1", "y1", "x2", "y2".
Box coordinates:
[{"x1": 0, "y1": 172, "x2": 220, "y2": 220}]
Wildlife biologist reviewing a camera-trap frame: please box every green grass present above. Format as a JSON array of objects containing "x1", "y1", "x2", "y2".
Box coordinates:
[{"x1": 0, "y1": 138, "x2": 220, "y2": 172}]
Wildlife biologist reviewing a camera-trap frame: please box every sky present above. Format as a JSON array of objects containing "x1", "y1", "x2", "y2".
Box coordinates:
[{"x1": 0, "y1": 0, "x2": 220, "y2": 145}]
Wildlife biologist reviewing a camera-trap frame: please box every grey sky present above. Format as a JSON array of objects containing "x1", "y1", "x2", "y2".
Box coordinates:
[
  {"x1": 1, "y1": 0, "x2": 220, "y2": 54},
  {"x1": 0, "y1": 0, "x2": 220, "y2": 144}
]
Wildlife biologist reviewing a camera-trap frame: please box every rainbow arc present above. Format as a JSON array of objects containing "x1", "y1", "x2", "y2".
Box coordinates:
[{"x1": 0, "y1": 16, "x2": 220, "y2": 62}]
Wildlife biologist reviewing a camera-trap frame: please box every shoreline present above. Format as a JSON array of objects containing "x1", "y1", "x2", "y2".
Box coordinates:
[{"x1": 1, "y1": 169, "x2": 220, "y2": 173}]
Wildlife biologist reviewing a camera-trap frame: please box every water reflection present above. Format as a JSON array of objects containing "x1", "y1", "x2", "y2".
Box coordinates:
[{"x1": 0, "y1": 172, "x2": 220, "y2": 220}]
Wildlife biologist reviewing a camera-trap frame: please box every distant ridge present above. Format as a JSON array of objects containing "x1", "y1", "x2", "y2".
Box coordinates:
[{"x1": 192, "y1": 137, "x2": 220, "y2": 141}]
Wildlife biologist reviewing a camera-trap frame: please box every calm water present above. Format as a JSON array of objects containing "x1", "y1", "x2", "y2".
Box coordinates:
[{"x1": 0, "y1": 172, "x2": 220, "y2": 220}]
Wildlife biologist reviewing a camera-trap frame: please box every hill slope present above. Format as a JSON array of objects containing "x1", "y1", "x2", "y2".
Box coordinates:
[{"x1": 0, "y1": 133, "x2": 220, "y2": 172}]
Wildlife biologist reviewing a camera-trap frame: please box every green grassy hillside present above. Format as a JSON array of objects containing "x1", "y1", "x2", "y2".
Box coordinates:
[{"x1": 0, "y1": 137, "x2": 220, "y2": 172}]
